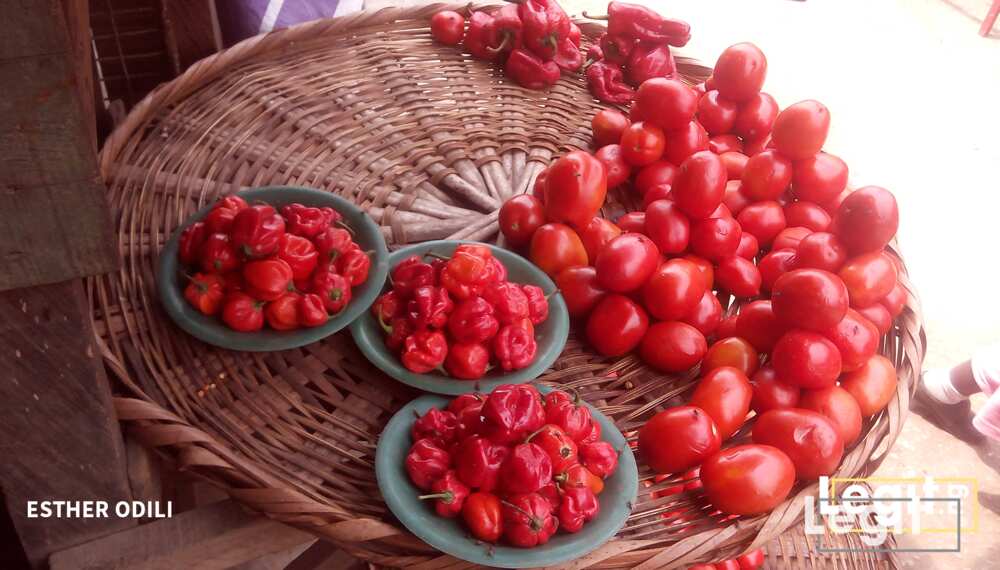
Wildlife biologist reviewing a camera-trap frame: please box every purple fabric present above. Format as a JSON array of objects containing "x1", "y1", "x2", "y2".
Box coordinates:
[{"x1": 215, "y1": 0, "x2": 344, "y2": 47}]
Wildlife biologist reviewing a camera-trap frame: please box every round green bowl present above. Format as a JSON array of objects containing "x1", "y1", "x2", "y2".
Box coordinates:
[
  {"x1": 375, "y1": 385, "x2": 639, "y2": 568},
  {"x1": 157, "y1": 186, "x2": 389, "y2": 352},
  {"x1": 350, "y1": 240, "x2": 570, "y2": 395}
]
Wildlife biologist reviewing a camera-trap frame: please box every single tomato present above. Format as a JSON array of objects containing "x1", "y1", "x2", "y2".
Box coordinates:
[
  {"x1": 544, "y1": 151, "x2": 607, "y2": 228},
  {"x1": 555, "y1": 266, "x2": 606, "y2": 319},
  {"x1": 586, "y1": 294, "x2": 649, "y2": 356},
  {"x1": 578, "y1": 216, "x2": 622, "y2": 262},
  {"x1": 632, "y1": 78, "x2": 699, "y2": 130},
  {"x1": 642, "y1": 259, "x2": 707, "y2": 321},
  {"x1": 771, "y1": 329, "x2": 842, "y2": 389},
  {"x1": 799, "y1": 385, "x2": 863, "y2": 445},
  {"x1": 620, "y1": 122, "x2": 666, "y2": 166},
  {"x1": 795, "y1": 232, "x2": 847, "y2": 272},
  {"x1": 529, "y1": 223, "x2": 588, "y2": 277},
  {"x1": 640, "y1": 321, "x2": 707, "y2": 372},
  {"x1": 840, "y1": 355, "x2": 897, "y2": 417},
  {"x1": 595, "y1": 233, "x2": 660, "y2": 292},
  {"x1": 690, "y1": 217, "x2": 742, "y2": 262},
  {"x1": 733, "y1": 92, "x2": 778, "y2": 141},
  {"x1": 682, "y1": 254, "x2": 715, "y2": 291},
  {"x1": 824, "y1": 308, "x2": 879, "y2": 372},
  {"x1": 644, "y1": 199, "x2": 690, "y2": 254},
  {"x1": 743, "y1": 135, "x2": 772, "y2": 157},
  {"x1": 735, "y1": 300, "x2": 785, "y2": 352},
  {"x1": 750, "y1": 367, "x2": 801, "y2": 414},
  {"x1": 430, "y1": 11, "x2": 465, "y2": 45},
  {"x1": 855, "y1": 303, "x2": 892, "y2": 336},
  {"x1": 759, "y1": 248, "x2": 798, "y2": 292},
  {"x1": 771, "y1": 269, "x2": 849, "y2": 331},
  {"x1": 716, "y1": 314, "x2": 739, "y2": 340},
  {"x1": 690, "y1": 366, "x2": 753, "y2": 439},
  {"x1": 736, "y1": 201, "x2": 786, "y2": 246},
  {"x1": 784, "y1": 201, "x2": 832, "y2": 232},
  {"x1": 532, "y1": 168, "x2": 548, "y2": 202},
  {"x1": 881, "y1": 282, "x2": 907, "y2": 318},
  {"x1": 752, "y1": 408, "x2": 844, "y2": 479},
  {"x1": 635, "y1": 160, "x2": 679, "y2": 195},
  {"x1": 674, "y1": 151, "x2": 727, "y2": 219},
  {"x1": 592, "y1": 108, "x2": 631, "y2": 147},
  {"x1": 709, "y1": 134, "x2": 743, "y2": 154},
  {"x1": 792, "y1": 153, "x2": 848, "y2": 204},
  {"x1": 715, "y1": 256, "x2": 761, "y2": 298},
  {"x1": 684, "y1": 290, "x2": 723, "y2": 336},
  {"x1": 499, "y1": 194, "x2": 545, "y2": 247},
  {"x1": 771, "y1": 226, "x2": 812, "y2": 252},
  {"x1": 771, "y1": 100, "x2": 831, "y2": 160},
  {"x1": 663, "y1": 120, "x2": 710, "y2": 165},
  {"x1": 712, "y1": 43, "x2": 767, "y2": 102},
  {"x1": 722, "y1": 180, "x2": 752, "y2": 214},
  {"x1": 703, "y1": 337, "x2": 759, "y2": 377},
  {"x1": 698, "y1": 90, "x2": 739, "y2": 134},
  {"x1": 642, "y1": 184, "x2": 673, "y2": 208},
  {"x1": 737, "y1": 549, "x2": 766, "y2": 570},
  {"x1": 735, "y1": 232, "x2": 759, "y2": 260},
  {"x1": 720, "y1": 152, "x2": 749, "y2": 181},
  {"x1": 741, "y1": 150, "x2": 792, "y2": 201},
  {"x1": 616, "y1": 211, "x2": 647, "y2": 234},
  {"x1": 700, "y1": 444, "x2": 795, "y2": 515},
  {"x1": 595, "y1": 144, "x2": 632, "y2": 188},
  {"x1": 638, "y1": 406, "x2": 721, "y2": 474},
  {"x1": 838, "y1": 252, "x2": 897, "y2": 308},
  {"x1": 832, "y1": 186, "x2": 899, "y2": 255}
]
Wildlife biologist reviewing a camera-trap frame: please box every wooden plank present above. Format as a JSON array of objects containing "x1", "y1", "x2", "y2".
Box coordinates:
[
  {"x1": 233, "y1": 542, "x2": 318, "y2": 570},
  {"x1": 0, "y1": 280, "x2": 136, "y2": 568},
  {"x1": 49, "y1": 500, "x2": 317, "y2": 570},
  {"x1": 162, "y1": 0, "x2": 223, "y2": 73},
  {"x1": 60, "y1": 0, "x2": 96, "y2": 148}
]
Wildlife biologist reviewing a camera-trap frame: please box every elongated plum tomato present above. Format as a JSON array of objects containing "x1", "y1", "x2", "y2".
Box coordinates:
[
  {"x1": 555, "y1": 266, "x2": 606, "y2": 319},
  {"x1": 595, "y1": 144, "x2": 631, "y2": 189},
  {"x1": 733, "y1": 92, "x2": 778, "y2": 141},
  {"x1": 737, "y1": 201, "x2": 786, "y2": 246},
  {"x1": 586, "y1": 294, "x2": 649, "y2": 356},
  {"x1": 634, "y1": 160, "x2": 679, "y2": 195},
  {"x1": 616, "y1": 211, "x2": 646, "y2": 234},
  {"x1": 715, "y1": 256, "x2": 761, "y2": 298},
  {"x1": 771, "y1": 100, "x2": 831, "y2": 160},
  {"x1": 736, "y1": 232, "x2": 759, "y2": 260},
  {"x1": 881, "y1": 282, "x2": 907, "y2": 318},
  {"x1": 838, "y1": 252, "x2": 897, "y2": 308},
  {"x1": 577, "y1": 216, "x2": 622, "y2": 262},
  {"x1": 741, "y1": 150, "x2": 792, "y2": 201},
  {"x1": 702, "y1": 337, "x2": 759, "y2": 377},
  {"x1": 673, "y1": 151, "x2": 727, "y2": 220},
  {"x1": 689, "y1": 366, "x2": 753, "y2": 440},
  {"x1": 771, "y1": 329, "x2": 842, "y2": 389},
  {"x1": 735, "y1": 300, "x2": 785, "y2": 353},
  {"x1": 824, "y1": 308, "x2": 879, "y2": 372},
  {"x1": 712, "y1": 43, "x2": 767, "y2": 102},
  {"x1": 529, "y1": 223, "x2": 588, "y2": 277},
  {"x1": 690, "y1": 216, "x2": 742, "y2": 262},
  {"x1": 759, "y1": 248, "x2": 798, "y2": 292},
  {"x1": 683, "y1": 290, "x2": 722, "y2": 336},
  {"x1": 595, "y1": 233, "x2": 659, "y2": 293},
  {"x1": 644, "y1": 199, "x2": 690, "y2": 254},
  {"x1": 698, "y1": 90, "x2": 739, "y2": 134},
  {"x1": 543, "y1": 150, "x2": 607, "y2": 228},
  {"x1": 792, "y1": 153, "x2": 848, "y2": 204},
  {"x1": 632, "y1": 78, "x2": 699, "y2": 130},
  {"x1": 591, "y1": 108, "x2": 631, "y2": 147},
  {"x1": 642, "y1": 184, "x2": 673, "y2": 208},
  {"x1": 784, "y1": 201, "x2": 832, "y2": 232},
  {"x1": 638, "y1": 406, "x2": 721, "y2": 474},
  {"x1": 700, "y1": 444, "x2": 794, "y2": 515},
  {"x1": 750, "y1": 366, "x2": 800, "y2": 414},
  {"x1": 640, "y1": 321, "x2": 707, "y2": 373},
  {"x1": 771, "y1": 269, "x2": 849, "y2": 331},
  {"x1": 796, "y1": 232, "x2": 847, "y2": 272},
  {"x1": 840, "y1": 355, "x2": 897, "y2": 417},
  {"x1": 498, "y1": 194, "x2": 544, "y2": 247},
  {"x1": 833, "y1": 186, "x2": 899, "y2": 255},
  {"x1": 430, "y1": 10, "x2": 465, "y2": 45},
  {"x1": 642, "y1": 259, "x2": 707, "y2": 321},
  {"x1": 720, "y1": 152, "x2": 749, "y2": 181},
  {"x1": 620, "y1": 122, "x2": 666, "y2": 166},
  {"x1": 799, "y1": 385, "x2": 863, "y2": 445},
  {"x1": 722, "y1": 180, "x2": 751, "y2": 215},
  {"x1": 683, "y1": 255, "x2": 715, "y2": 291},
  {"x1": 752, "y1": 408, "x2": 844, "y2": 479},
  {"x1": 772, "y1": 226, "x2": 811, "y2": 252},
  {"x1": 663, "y1": 120, "x2": 710, "y2": 165},
  {"x1": 856, "y1": 303, "x2": 892, "y2": 336}
]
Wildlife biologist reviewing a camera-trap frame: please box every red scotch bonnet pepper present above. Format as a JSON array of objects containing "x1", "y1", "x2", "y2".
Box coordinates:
[
  {"x1": 203, "y1": 195, "x2": 248, "y2": 233},
  {"x1": 406, "y1": 439, "x2": 451, "y2": 491},
  {"x1": 401, "y1": 330, "x2": 448, "y2": 374},
  {"x1": 505, "y1": 49, "x2": 561, "y2": 90},
  {"x1": 494, "y1": 324, "x2": 538, "y2": 372},
  {"x1": 407, "y1": 286, "x2": 453, "y2": 330},
  {"x1": 448, "y1": 297, "x2": 500, "y2": 344},
  {"x1": 419, "y1": 470, "x2": 470, "y2": 518},
  {"x1": 230, "y1": 204, "x2": 285, "y2": 258},
  {"x1": 501, "y1": 493, "x2": 557, "y2": 547},
  {"x1": 482, "y1": 384, "x2": 546, "y2": 444},
  {"x1": 500, "y1": 442, "x2": 553, "y2": 494},
  {"x1": 455, "y1": 435, "x2": 509, "y2": 492}
]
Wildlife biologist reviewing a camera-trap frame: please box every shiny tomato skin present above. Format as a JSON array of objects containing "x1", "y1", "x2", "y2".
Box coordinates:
[
  {"x1": 620, "y1": 122, "x2": 666, "y2": 166},
  {"x1": 750, "y1": 367, "x2": 801, "y2": 414},
  {"x1": 644, "y1": 199, "x2": 690, "y2": 254},
  {"x1": 715, "y1": 256, "x2": 761, "y2": 298},
  {"x1": 716, "y1": 314, "x2": 739, "y2": 340},
  {"x1": 881, "y1": 282, "x2": 907, "y2": 318},
  {"x1": 722, "y1": 180, "x2": 752, "y2": 215},
  {"x1": 592, "y1": 108, "x2": 631, "y2": 147},
  {"x1": 784, "y1": 201, "x2": 832, "y2": 232},
  {"x1": 733, "y1": 92, "x2": 778, "y2": 141},
  {"x1": 720, "y1": 152, "x2": 749, "y2": 181},
  {"x1": 690, "y1": 216, "x2": 742, "y2": 262},
  {"x1": 771, "y1": 269, "x2": 849, "y2": 331},
  {"x1": 792, "y1": 153, "x2": 848, "y2": 204},
  {"x1": 430, "y1": 11, "x2": 465, "y2": 45},
  {"x1": 701, "y1": 444, "x2": 795, "y2": 515},
  {"x1": 663, "y1": 121, "x2": 710, "y2": 165},
  {"x1": 796, "y1": 232, "x2": 847, "y2": 272},
  {"x1": 800, "y1": 385, "x2": 863, "y2": 445},
  {"x1": 752, "y1": 408, "x2": 844, "y2": 479},
  {"x1": 772, "y1": 329, "x2": 842, "y2": 389},
  {"x1": 642, "y1": 184, "x2": 673, "y2": 208},
  {"x1": 616, "y1": 211, "x2": 647, "y2": 234},
  {"x1": 840, "y1": 355, "x2": 898, "y2": 417},
  {"x1": 821, "y1": 188, "x2": 852, "y2": 215},
  {"x1": 698, "y1": 90, "x2": 739, "y2": 134},
  {"x1": 715, "y1": 561, "x2": 741, "y2": 570},
  {"x1": 595, "y1": 144, "x2": 631, "y2": 188},
  {"x1": 544, "y1": 151, "x2": 607, "y2": 228},
  {"x1": 586, "y1": 294, "x2": 649, "y2": 356},
  {"x1": 682, "y1": 255, "x2": 715, "y2": 291},
  {"x1": 759, "y1": 248, "x2": 798, "y2": 292},
  {"x1": 529, "y1": 223, "x2": 589, "y2": 277},
  {"x1": 712, "y1": 43, "x2": 767, "y2": 102},
  {"x1": 674, "y1": 151, "x2": 727, "y2": 220},
  {"x1": 736, "y1": 232, "x2": 759, "y2": 260},
  {"x1": 555, "y1": 266, "x2": 606, "y2": 319},
  {"x1": 855, "y1": 303, "x2": 892, "y2": 336},
  {"x1": 690, "y1": 367, "x2": 753, "y2": 440},
  {"x1": 741, "y1": 150, "x2": 793, "y2": 201},
  {"x1": 635, "y1": 160, "x2": 679, "y2": 195},
  {"x1": 709, "y1": 134, "x2": 743, "y2": 154},
  {"x1": 737, "y1": 201, "x2": 786, "y2": 246},
  {"x1": 633, "y1": 78, "x2": 700, "y2": 130},
  {"x1": 709, "y1": 203, "x2": 734, "y2": 220},
  {"x1": 839, "y1": 252, "x2": 897, "y2": 308},
  {"x1": 642, "y1": 259, "x2": 707, "y2": 321},
  {"x1": 703, "y1": 337, "x2": 759, "y2": 377},
  {"x1": 532, "y1": 168, "x2": 549, "y2": 202},
  {"x1": 640, "y1": 321, "x2": 708, "y2": 372},
  {"x1": 499, "y1": 194, "x2": 545, "y2": 247},
  {"x1": 832, "y1": 186, "x2": 900, "y2": 255},
  {"x1": 743, "y1": 135, "x2": 772, "y2": 157},
  {"x1": 595, "y1": 233, "x2": 660, "y2": 293},
  {"x1": 578, "y1": 216, "x2": 622, "y2": 262},
  {"x1": 684, "y1": 290, "x2": 723, "y2": 336},
  {"x1": 772, "y1": 226, "x2": 812, "y2": 251},
  {"x1": 771, "y1": 100, "x2": 831, "y2": 160},
  {"x1": 737, "y1": 549, "x2": 766, "y2": 570},
  {"x1": 638, "y1": 406, "x2": 721, "y2": 474},
  {"x1": 735, "y1": 300, "x2": 785, "y2": 353}
]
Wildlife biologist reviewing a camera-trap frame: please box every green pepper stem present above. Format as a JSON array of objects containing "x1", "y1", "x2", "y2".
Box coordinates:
[
  {"x1": 425, "y1": 252, "x2": 450, "y2": 261},
  {"x1": 418, "y1": 491, "x2": 455, "y2": 503}
]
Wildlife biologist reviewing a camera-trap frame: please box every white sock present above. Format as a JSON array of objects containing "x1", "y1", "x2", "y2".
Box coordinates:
[{"x1": 922, "y1": 368, "x2": 967, "y2": 405}]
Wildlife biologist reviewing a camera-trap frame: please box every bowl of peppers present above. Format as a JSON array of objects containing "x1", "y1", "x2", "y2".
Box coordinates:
[
  {"x1": 375, "y1": 384, "x2": 638, "y2": 568},
  {"x1": 350, "y1": 240, "x2": 570, "y2": 395},
  {"x1": 157, "y1": 186, "x2": 389, "y2": 351}
]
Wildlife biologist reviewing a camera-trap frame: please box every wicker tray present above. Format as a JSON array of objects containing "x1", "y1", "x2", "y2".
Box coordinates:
[{"x1": 93, "y1": 3, "x2": 925, "y2": 568}]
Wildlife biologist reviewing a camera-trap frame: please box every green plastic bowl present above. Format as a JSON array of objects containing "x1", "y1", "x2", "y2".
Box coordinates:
[
  {"x1": 350, "y1": 240, "x2": 570, "y2": 395},
  {"x1": 157, "y1": 186, "x2": 389, "y2": 352},
  {"x1": 376, "y1": 385, "x2": 638, "y2": 568}
]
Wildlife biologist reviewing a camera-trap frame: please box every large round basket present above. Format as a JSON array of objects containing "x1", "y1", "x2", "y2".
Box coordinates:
[{"x1": 94, "y1": 3, "x2": 925, "y2": 568}]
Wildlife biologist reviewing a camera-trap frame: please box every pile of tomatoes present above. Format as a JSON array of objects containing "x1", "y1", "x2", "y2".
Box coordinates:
[
  {"x1": 176, "y1": 196, "x2": 370, "y2": 332},
  {"x1": 497, "y1": 41, "x2": 905, "y2": 514},
  {"x1": 406, "y1": 385, "x2": 618, "y2": 546},
  {"x1": 371, "y1": 245, "x2": 549, "y2": 378}
]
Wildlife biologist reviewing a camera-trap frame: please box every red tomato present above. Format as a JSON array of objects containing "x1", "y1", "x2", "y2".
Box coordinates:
[
  {"x1": 741, "y1": 150, "x2": 792, "y2": 201},
  {"x1": 586, "y1": 294, "x2": 649, "y2": 356},
  {"x1": 840, "y1": 355, "x2": 898, "y2": 417},
  {"x1": 499, "y1": 194, "x2": 545, "y2": 247},
  {"x1": 688, "y1": 217, "x2": 741, "y2": 262},
  {"x1": 712, "y1": 43, "x2": 767, "y2": 102},
  {"x1": 771, "y1": 269, "x2": 849, "y2": 331},
  {"x1": 791, "y1": 153, "x2": 848, "y2": 204},
  {"x1": 733, "y1": 92, "x2": 778, "y2": 141},
  {"x1": 663, "y1": 121, "x2": 710, "y2": 165},
  {"x1": 772, "y1": 226, "x2": 812, "y2": 251},
  {"x1": 795, "y1": 232, "x2": 847, "y2": 272},
  {"x1": 716, "y1": 314, "x2": 739, "y2": 340},
  {"x1": 759, "y1": 248, "x2": 797, "y2": 292},
  {"x1": 703, "y1": 337, "x2": 759, "y2": 377},
  {"x1": 592, "y1": 108, "x2": 631, "y2": 147},
  {"x1": 698, "y1": 90, "x2": 739, "y2": 134},
  {"x1": 722, "y1": 181, "x2": 751, "y2": 215},
  {"x1": 800, "y1": 385, "x2": 863, "y2": 445},
  {"x1": 743, "y1": 135, "x2": 772, "y2": 157},
  {"x1": 839, "y1": 252, "x2": 897, "y2": 308},
  {"x1": 595, "y1": 233, "x2": 660, "y2": 293},
  {"x1": 715, "y1": 256, "x2": 761, "y2": 298},
  {"x1": 720, "y1": 152, "x2": 749, "y2": 181},
  {"x1": 752, "y1": 409, "x2": 844, "y2": 479},
  {"x1": 881, "y1": 282, "x2": 907, "y2": 318},
  {"x1": 736, "y1": 201, "x2": 786, "y2": 246},
  {"x1": 737, "y1": 549, "x2": 766, "y2": 570},
  {"x1": 544, "y1": 151, "x2": 608, "y2": 228},
  {"x1": 635, "y1": 160, "x2": 679, "y2": 195},
  {"x1": 735, "y1": 232, "x2": 759, "y2": 260},
  {"x1": 642, "y1": 184, "x2": 673, "y2": 208},
  {"x1": 632, "y1": 78, "x2": 699, "y2": 130},
  {"x1": 642, "y1": 259, "x2": 707, "y2": 321},
  {"x1": 620, "y1": 122, "x2": 666, "y2": 166},
  {"x1": 701, "y1": 444, "x2": 795, "y2": 515},
  {"x1": 832, "y1": 186, "x2": 900, "y2": 255},
  {"x1": 772, "y1": 329, "x2": 842, "y2": 389},
  {"x1": 771, "y1": 100, "x2": 830, "y2": 160},
  {"x1": 684, "y1": 291, "x2": 723, "y2": 336},
  {"x1": 855, "y1": 303, "x2": 892, "y2": 336},
  {"x1": 690, "y1": 367, "x2": 752, "y2": 440},
  {"x1": 784, "y1": 201, "x2": 832, "y2": 232},
  {"x1": 683, "y1": 255, "x2": 715, "y2": 291},
  {"x1": 644, "y1": 200, "x2": 690, "y2": 254},
  {"x1": 709, "y1": 203, "x2": 734, "y2": 220},
  {"x1": 532, "y1": 168, "x2": 548, "y2": 202},
  {"x1": 735, "y1": 300, "x2": 784, "y2": 353},
  {"x1": 821, "y1": 188, "x2": 852, "y2": 215},
  {"x1": 674, "y1": 151, "x2": 727, "y2": 219},
  {"x1": 750, "y1": 367, "x2": 801, "y2": 414},
  {"x1": 709, "y1": 134, "x2": 743, "y2": 154},
  {"x1": 529, "y1": 223, "x2": 589, "y2": 277},
  {"x1": 555, "y1": 266, "x2": 606, "y2": 319},
  {"x1": 616, "y1": 211, "x2": 647, "y2": 234},
  {"x1": 578, "y1": 217, "x2": 622, "y2": 262},
  {"x1": 430, "y1": 10, "x2": 465, "y2": 45},
  {"x1": 638, "y1": 406, "x2": 721, "y2": 474},
  {"x1": 640, "y1": 321, "x2": 708, "y2": 372},
  {"x1": 715, "y1": 562, "x2": 741, "y2": 570},
  {"x1": 595, "y1": 144, "x2": 632, "y2": 189}
]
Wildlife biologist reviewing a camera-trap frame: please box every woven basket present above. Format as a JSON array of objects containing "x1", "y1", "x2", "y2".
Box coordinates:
[{"x1": 92, "y1": 3, "x2": 924, "y2": 568}]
